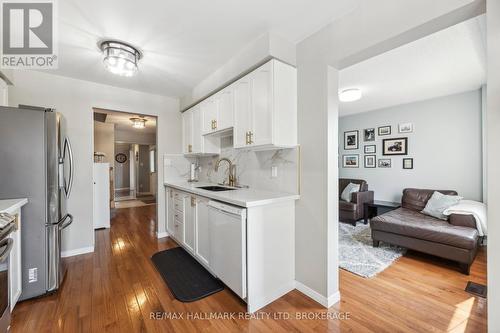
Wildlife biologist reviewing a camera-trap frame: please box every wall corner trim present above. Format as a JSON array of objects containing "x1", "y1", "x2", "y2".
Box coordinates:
[
  {"x1": 295, "y1": 281, "x2": 341, "y2": 308},
  {"x1": 61, "y1": 246, "x2": 95, "y2": 258}
]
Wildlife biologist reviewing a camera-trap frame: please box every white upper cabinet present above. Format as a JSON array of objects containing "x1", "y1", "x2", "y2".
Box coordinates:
[
  {"x1": 201, "y1": 98, "x2": 218, "y2": 134},
  {"x1": 182, "y1": 58, "x2": 297, "y2": 154},
  {"x1": 182, "y1": 109, "x2": 193, "y2": 154},
  {"x1": 214, "y1": 87, "x2": 234, "y2": 131},
  {"x1": 233, "y1": 78, "x2": 252, "y2": 148},
  {"x1": 183, "y1": 105, "x2": 219, "y2": 156},
  {"x1": 234, "y1": 59, "x2": 297, "y2": 149}
]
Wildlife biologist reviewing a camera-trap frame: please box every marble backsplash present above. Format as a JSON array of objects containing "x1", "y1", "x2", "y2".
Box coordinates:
[{"x1": 164, "y1": 137, "x2": 299, "y2": 194}]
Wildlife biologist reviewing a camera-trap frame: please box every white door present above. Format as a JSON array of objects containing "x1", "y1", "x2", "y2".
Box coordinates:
[
  {"x1": 93, "y1": 163, "x2": 110, "y2": 229},
  {"x1": 250, "y1": 63, "x2": 273, "y2": 146},
  {"x1": 191, "y1": 105, "x2": 203, "y2": 153},
  {"x1": 215, "y1": 88, "x2": 234, "y2": 130},
  {"x1": 233, "y1": 78, "x2": 252, "y2": 148},
  {"x1": 183, "y1": 196, "x2": 196, "y2": 254},
  {"x1": 195, "y1": 198, "x2": 210, "y2": 267},
  {"x1": 201, "y1": 98, "x2": 218, "y2": 133}
]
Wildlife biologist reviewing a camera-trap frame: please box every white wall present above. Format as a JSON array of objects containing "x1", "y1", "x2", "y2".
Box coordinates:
[
  {"x1": 339, "y1": 90, "x2": 483, "y2": 202},
  {"x1": 487, "y1": 0, "x2": 500, "y2": 330},
  {"x1": 8, "y1": 70, "x2": 180, "y2": 254},
  {"x1": 180, "y1": 33, "x2": 296, "y2": 108},
  {"x1": 94, "y1": 121, "x2": 115, "y2": 163}
]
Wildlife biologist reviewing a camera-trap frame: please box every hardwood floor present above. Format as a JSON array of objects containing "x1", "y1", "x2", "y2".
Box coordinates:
[{"x1": 11, "y1": 206, "x2": 487, "y2": 332}]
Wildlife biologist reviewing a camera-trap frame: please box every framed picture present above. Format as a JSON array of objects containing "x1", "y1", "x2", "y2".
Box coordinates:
[
  {"x1": 364, "y1": 155, "x2": 376, "y2": 168},
  {"x1": 115, "y1": 153, "x2": 127, "y2": 163},
  {"x1": 344, "y1": 130, "x2": 359, "y2": 150},
  {"x1": 399, "y1": 122, "x2": 413, "y2": 133},
  {"x1": 382, "y1": 137, "x2": 408, "y2": 156},
  {"x1": 364, "y1": 128, "x2": 375, "y2": 142},
  {"x1": 342, "y1": 154, "x2": 359, "y2": 168},
  {"x1": 364, "y1": 145, "x2": 376, "y2": 154},
  {"x1": 378, "y1": 126, "x2": 391, "y2": 136},
  {"x1": 403, "y1": 158, "x2": 414, "y2": 169},
  {"x1": 378, "y1": 159, "x2": 392, "y2": 168}
]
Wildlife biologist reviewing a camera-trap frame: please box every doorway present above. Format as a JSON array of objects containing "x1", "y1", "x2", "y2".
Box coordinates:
[{"x1": 93, "y1": 108, "x2": 158, "y2": 220}]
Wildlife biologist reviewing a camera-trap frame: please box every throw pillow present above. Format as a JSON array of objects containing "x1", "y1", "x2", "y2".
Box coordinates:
[
  {"x1": 421, "y1": 191, "x2": 463, "y2": 220},
  {"x1": 340, "y1": 183, "x2": 360, "y2": 203}
]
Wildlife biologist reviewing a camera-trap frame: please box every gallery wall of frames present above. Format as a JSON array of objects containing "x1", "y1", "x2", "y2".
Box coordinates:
[
  {"x1": 337, "y1": 90, "x2": 483, "y2": 202},
  {"x1": 341, "y1": 122, "x2": 414, "y2": 170}
]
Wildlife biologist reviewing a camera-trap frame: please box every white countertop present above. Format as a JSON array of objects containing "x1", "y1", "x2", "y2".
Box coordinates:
[
  {"x1": 164, "y1": 181, "x2": 299, "y2": 207},
  {"x1": 0, "y1": 198, "x2": 28, "y2": 214}
]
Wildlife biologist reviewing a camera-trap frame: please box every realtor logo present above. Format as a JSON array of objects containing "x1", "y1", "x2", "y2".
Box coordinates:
[{"x1": 1, "y1": 0, "x2": 58, "y2": 69}]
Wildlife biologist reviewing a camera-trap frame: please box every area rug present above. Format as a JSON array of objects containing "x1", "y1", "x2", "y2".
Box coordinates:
[{"x1": 339, "y1": 223, "x2": 406, "y2": 278}]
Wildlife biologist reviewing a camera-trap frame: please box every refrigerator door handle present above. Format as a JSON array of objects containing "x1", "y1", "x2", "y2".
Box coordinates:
[
  {"x1": 63, "y1": 137, "x2": 74, "y2": 198},
  {"x1": 59, "y1": 214, "x2": 73, "y2": 230}
]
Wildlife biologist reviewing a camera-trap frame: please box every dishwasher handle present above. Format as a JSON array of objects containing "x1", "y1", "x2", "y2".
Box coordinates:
[{"x1": 208, "y1": 201, "x2": 246, "y2": 217}]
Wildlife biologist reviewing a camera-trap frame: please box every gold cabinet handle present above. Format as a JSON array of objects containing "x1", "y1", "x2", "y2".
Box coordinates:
[
  {"x1": 214, "y1": 119, "x2": 217, "y2": 130},
  {"x1": 248, "y1": 131, "x2": 254, "y2": 144},
  {"x1": 191, "y1": 196, "x2": 196, "y2": 207},
  {"x1": 188, "y1": 144, "x2": 192, "y2": 153},
  {"x1": 245, "y1": 131, "x2": 250, "y2": 145}
]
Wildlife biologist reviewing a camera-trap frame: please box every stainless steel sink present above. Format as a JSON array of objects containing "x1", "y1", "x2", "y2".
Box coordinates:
[{"x1": 196, "y1": 186, "x2": 236, "y2": 192}]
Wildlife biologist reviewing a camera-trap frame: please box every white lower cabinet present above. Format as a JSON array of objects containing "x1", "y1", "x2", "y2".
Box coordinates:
[
  {"x1": 166, "y1": 188, "x2": 175, "y2": 235},
  {"x1": 195, "y1": 197, "x2": 210, "y2": 267},
  {"x1": 183, "y1": 196, "x2": 196, "y2": 254},
  {"x1": 9, "y1": 210, "x2": 22, "y2": 310}
]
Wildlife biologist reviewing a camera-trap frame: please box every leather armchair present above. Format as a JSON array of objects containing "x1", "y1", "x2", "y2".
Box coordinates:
[{"x1": 339, "y1": 178, "x2": 374, "y2": 226}]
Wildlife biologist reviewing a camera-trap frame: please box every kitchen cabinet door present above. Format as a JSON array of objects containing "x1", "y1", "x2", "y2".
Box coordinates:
[
  {"x1": 183, "y1": 196, "x2": 196, "y2": 254},
  {"x1": 215, "y1": 88, "x2": 233, "y2": 131},
  {"x1": 250, "y1": 63, "x2": 273, "y2": 146},
  {"x1": 182, "y1": 109, "x2": 193, "y2": 154},
  {"x1": 233, "y1": 78, "x2": 252, "y2": 148},
  {"x1": 201, "y1": 98, "x2": 218, "y2": 134},
  {"x1": 195, "y1": 198, "x2": 210, "y2": 267},
  {"x1": 166, "y1": 188, "x2": 175, "y2": 235},
  {"x1": 9, "y1": 211, "x2": 21, "y2": 310},
  {"x1": 191, "y1": 105, "x2": 203, "y2": 153}
]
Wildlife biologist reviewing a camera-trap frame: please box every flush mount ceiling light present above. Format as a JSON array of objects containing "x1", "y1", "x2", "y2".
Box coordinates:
[
  {"x1": 130, "y1": 117, "x2": 147, "y2": 129},
  {"x1": 339, "y1": 88, "x2": 362, "y2": 102},
  {"x1": 99, "y1": 40, "x2": 142, "y2": 77}
]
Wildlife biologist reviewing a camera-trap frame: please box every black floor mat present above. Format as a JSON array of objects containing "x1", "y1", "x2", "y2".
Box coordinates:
[{"x1": 151, "y1": 247, "x2": 224, "y2": 302}]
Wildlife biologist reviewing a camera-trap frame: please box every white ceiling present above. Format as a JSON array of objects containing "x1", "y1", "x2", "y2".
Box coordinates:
[
  {"x1": 49, "y1": 0, "x2": 356, "y2": 98},
  {"x1": 94, "y1": 108, "x2": 157, "y2": 134},
  {"x1": 339, "y1": 15, "x2": 486, "y2": 116}
]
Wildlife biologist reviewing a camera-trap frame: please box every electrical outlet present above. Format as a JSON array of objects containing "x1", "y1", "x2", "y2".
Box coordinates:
[
  {"x1": 28, "y1": 268, "x2": 37, "y2": 283},
  {"x1": 271, "y1": 166, "x2": 278, "y2": 178}
]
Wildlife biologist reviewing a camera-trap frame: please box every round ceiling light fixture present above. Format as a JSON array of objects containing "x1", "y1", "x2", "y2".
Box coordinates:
[
  {"x1": 99, "y1": 40, "x2": 142, "y2": 77},
  {"x1": 339, "y1": 88, "x2": 362, "y2": 102},
  {"x1": 130, "y1": 117, "x2": 147, "y2": 129}
]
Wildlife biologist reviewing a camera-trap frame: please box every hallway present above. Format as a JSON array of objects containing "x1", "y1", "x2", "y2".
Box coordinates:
[{"x1": 10, "y1": 206, "x2": 487, "y2": 332}]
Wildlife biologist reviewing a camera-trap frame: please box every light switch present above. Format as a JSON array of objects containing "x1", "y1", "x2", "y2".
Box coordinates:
[{"x1": 271, "y1": 166, "x2": 278, "y2": 178}]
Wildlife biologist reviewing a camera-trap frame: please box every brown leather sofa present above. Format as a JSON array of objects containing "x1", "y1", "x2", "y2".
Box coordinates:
[
  {"x1": 370, "y1": 189, "x2": 479, "y2": 274},
  {"x1": 339, "y1": 178, "x2": 374, "y2": 226}
]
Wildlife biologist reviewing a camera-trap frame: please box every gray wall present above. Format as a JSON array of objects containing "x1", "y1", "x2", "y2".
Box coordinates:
[
  {"x1": 94, "y1": 121, "x2": 115, "y2": 163},
  {"x1": 114, "y1": 143, "x2": 130, "y2": 189},
  {"x1": 339, "y1": 90, "x2": 483, "y2": 202}
]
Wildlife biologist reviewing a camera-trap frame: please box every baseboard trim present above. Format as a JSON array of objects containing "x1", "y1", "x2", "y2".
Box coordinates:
[
  {"x1": 295, "y1": 281, "x2": 341, "y2": 308},
  {"x1": 157, "y1": 231, "x2": 169, "y2": 239},
  {"x1": 61, "y1": 246, "x2": 94, "y2": 258}
]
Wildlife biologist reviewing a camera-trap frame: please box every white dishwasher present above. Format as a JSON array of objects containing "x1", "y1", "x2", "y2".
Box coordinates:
[{"x1": 208, "y1": 201, "x2": 247, "y2": 299}]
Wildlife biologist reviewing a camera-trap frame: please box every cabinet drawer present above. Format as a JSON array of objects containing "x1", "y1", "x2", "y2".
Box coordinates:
[
  {"x1": 174, "y1": 198, "x2": 184, "y2": 212},
  {"x1": 174, "y1": 219, "x2": 184, "y2": 243}
]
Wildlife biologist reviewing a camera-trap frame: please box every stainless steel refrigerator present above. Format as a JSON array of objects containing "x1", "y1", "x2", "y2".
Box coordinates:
[{"x1": 0, "y1": 106, "x2": 74, "y2": 300}]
